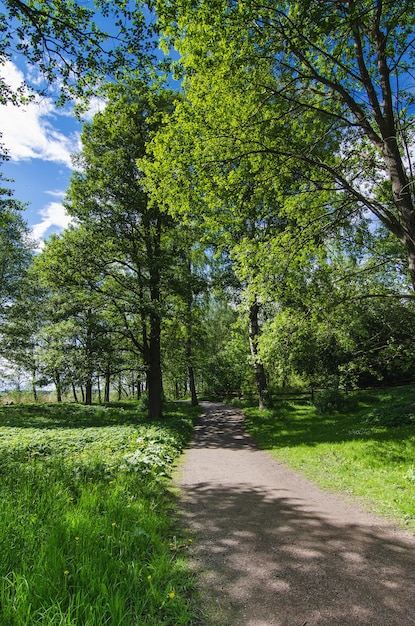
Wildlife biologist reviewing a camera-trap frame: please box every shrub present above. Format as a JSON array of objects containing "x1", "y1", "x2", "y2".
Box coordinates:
[{"x1": 313, "y1": 388, "x2": 358, "y2": 414}]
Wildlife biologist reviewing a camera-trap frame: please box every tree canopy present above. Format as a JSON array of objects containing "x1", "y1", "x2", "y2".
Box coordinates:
[{"x1": 153, "y1": 0, "x2": 415, "y2": 290}]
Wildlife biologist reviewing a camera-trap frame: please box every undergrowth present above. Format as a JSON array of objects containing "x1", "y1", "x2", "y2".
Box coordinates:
[{"x1": 0, "y1": 401, "x2": 200, "y2": 625}]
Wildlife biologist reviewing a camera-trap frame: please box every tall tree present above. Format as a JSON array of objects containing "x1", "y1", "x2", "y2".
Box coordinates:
[
  {"x1": 34, "y1": 228, "x2": 116, "y2": 403},
  {"x1": 0, "y1": 172, "x2": 32, "y2": 321},
  {"x1": 1, "y1": 267, "x2": 47, "y2": 400},
  {"x1": 65, "y1": 83, "x2": 180, "y2": 418},
  {"x1": 154, "y1": 0, "x2": 415, "y2": 290},
  {"x1": 143, "y1": 47, "x2": 337, "y2": 406}
]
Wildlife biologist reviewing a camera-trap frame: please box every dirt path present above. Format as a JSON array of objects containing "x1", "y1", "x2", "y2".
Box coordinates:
[{"x1": 175, "y1": 402, "x2": 415, "y2": 626}]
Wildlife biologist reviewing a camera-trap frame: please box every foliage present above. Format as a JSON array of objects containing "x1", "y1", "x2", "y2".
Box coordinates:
[
  {"x1": 0, "y1": 0, "x2": 156, "y2": 106},
  {"x1": 154, "y1": 0, "x2": 415, "y2": 289},
  {"x1": 244, "y1": 386, "x2": 415, "y2": 529},
  {"x1": 0, "y1": 175, "x2": 32, "y2": 318},
  {"x1": 257, "y1": 239, "x2": 415, "y2": 391},
  {"x1": 364, "y1": 401, "x2": 415, "y2": 428},
  {"x1": 0, "y1": 400, "x2": 200, "y2": 625},
  {"x1": 4, "y1": 1, "x2": 415, "y2": 412},
  {"x1": 313, "y1": 388, "x2": 358, "y2": 415},
  {"x1": 144, "y1": 0, "x2": 415, "y2": 405}
]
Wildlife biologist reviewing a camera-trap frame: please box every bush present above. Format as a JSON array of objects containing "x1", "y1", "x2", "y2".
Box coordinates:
[{"x1": 313, "y1": 388, "x2": 358, "y2": 414}]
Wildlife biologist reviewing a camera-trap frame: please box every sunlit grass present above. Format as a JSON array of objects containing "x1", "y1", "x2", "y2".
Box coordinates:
[
  {"x1": 0, "y1": 401, "x2": 200, "y2": 625},
  {"x1": 243, "y1": 387, "x2": 415, "y2": 530}
]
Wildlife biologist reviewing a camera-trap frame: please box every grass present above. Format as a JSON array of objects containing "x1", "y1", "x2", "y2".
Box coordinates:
[
  {"x1": 0, "y1": 401, "x2": 200, "y2": 625},
  {"x1": 243, "y1": 386, "x2": 415, "y2": 530}
]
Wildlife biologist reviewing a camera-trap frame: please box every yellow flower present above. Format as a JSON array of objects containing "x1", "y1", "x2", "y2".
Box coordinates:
[
  {"x1": 169, "y1": 592, "x2": 175, "y2": 599},
  {"x1": 112, "y1": 522, "x2": 117, "y2": 527},
  {"x1": 64, "y1": 570, "x2": 69, "y2": 576},
  {"x1": 147, "y1": 575, "x2": 152, "y2": 580},
  {"x1": 75, "y1": 537, "x2": 80, "y2": 541}
]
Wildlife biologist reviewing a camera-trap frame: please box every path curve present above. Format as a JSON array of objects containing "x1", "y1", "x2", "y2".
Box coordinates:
[{"x1": 176, "y1": 402, "x2": 415, "y2": 626}]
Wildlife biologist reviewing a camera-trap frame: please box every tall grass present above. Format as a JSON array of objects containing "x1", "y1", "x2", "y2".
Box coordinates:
[
  {"x1": 243, "y1": 386, "x2": 415, "y2": 530},
  {"x1": 0, "y1": 402, "x2": 200, "y2": 625}
]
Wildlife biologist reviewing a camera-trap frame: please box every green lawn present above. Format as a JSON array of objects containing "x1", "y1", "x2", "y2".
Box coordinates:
[
  {"x1": 243, "y1": 386, "x2": 415, "y2": 530},
  {"x1": 0, "y1": 401, "x2": 200, "y2": 626}
]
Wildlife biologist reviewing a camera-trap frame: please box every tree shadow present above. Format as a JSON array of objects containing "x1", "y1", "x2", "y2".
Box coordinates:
[
  {"x1": 180, "y1": 480, "x2": 415, "y2": 625},
  {"x1": 179, "y1": 402, "x2": 415, "y2": 625},
  {"x1": 241, "y1": 395, "x2": 415, "y2": 451},
  {"x1": 191, "y1": 403, "x2": 259, "y2": 450}
]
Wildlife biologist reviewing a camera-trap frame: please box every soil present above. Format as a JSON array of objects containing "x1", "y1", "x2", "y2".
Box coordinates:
[{"x1": 175, "y1": 402, "x2": 415, "y2": 626}]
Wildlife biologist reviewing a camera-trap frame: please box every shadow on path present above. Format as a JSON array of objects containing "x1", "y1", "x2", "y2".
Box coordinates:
[{"x1": 178, "y1": 403, "x2": 415, "y2": 626}]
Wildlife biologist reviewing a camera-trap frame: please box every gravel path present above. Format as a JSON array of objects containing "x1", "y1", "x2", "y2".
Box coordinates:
[{"x1": 175, "y1": 402, "x2": 415, "y2": 626}]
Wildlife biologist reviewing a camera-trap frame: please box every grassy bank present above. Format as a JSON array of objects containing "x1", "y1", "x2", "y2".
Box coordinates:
[
  {"x1": 0, "y1": 401, "x2": 200, "y2": 625},
  {"x1": 243, "y1": 386, "x2": 415, "y2": 530}
]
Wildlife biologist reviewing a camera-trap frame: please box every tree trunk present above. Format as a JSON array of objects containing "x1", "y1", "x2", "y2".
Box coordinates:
[
  {"x1": 55, "y1": 371, "x2": 62, "y2": 403},
  {"x1": 31, "y1": 369, "x2": 37, "y2": 402},
  {"x1": 248, "y1": 300, "x2": 270, "y2": 410},
  {"x1": 188, "y1": 364, "x2": 198, "y2": 406},
  {"x1": 145, "y1": 217, "x2": 164, "y2": 419},
  {"x1": 72, "y1": 383, "x2": 78, "y2": 403},
  {"x1": 85, "y1": 380, "x2": 92, "y2": 405},
  {"x1": 104, "y1": 369, "x2": 110, "y2": 403},
  {"x1": 186, "y1": 319, "x2": 198, "y2": 406},
  {"x1": 147, "y1": 314, "x2": 163, "y2": 419},
  {"x1": 85, "y1": 310, "x2": 94, "y2": 406},
  {"x1": 402, "y1": 236, "x2": 415, "y2": 292},
  {"x1": 380, "y1": 136, "x2": 415, "y2": 291}
]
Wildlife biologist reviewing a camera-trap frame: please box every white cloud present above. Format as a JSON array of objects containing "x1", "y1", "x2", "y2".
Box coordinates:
[
  {"x1": 45, "y1": 189, "x2": 66, "y2": 199},
  {"x1": 31, "y1": 201, "x2": 73, "y2": 249},
  {"x1": 0, "y1": 61, "x2": 80, "y2": 167}
]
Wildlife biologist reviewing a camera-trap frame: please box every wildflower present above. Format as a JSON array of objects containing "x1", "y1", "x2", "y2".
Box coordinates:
[
  {"x1": 112, "y1": 522, "x2": 117, "y2": 527},
  {"x1": 147, "y1": 575, "x2": 152, "y2": 580},
  {"x1": 64, "y1": 570, "x2": 69, "y2": 576},
  {"x1": 75, "y1": 537, "x2": 80, "y2": 541},
  {"x1": 169, "y1": 592, "x2": 175, "y2": 599}
]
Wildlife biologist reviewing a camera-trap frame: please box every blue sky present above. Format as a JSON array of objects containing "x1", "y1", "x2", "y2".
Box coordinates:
[{"x1": 1, "y1": 59, "x2": 101, "y2": 249}]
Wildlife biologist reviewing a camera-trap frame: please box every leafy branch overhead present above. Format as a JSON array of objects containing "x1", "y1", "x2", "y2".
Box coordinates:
[
  {"x1": 1, "y1": 0, "x2": 156, "y2": 105},
  {"x1": 151, "y1": 0, "x2": 415, "y2": 289}
]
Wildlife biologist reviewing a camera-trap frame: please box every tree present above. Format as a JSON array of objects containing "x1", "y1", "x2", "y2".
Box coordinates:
[
  {"x1": 1, "y1": 267, "x2": 46, "y2": 400},
  {"x1": 154, "y1": 0, "x2": 415, "y2": 291},
  {"x1": 0, "y1": 172, "x2": 32, "y2": 321},
  {"x1": 258, "y1": 226, "x2": 415, "y2": 390},
  {"x1": 143, "y1": 39, "x2": 339, "y2": 407},
  {"x1": 197, "y1": 298, "x2": 253, "y2": 399},
  {"x1": 34, "y1": 228, "x2": 116, "y2": 403},
  {"x1": 65, "y1": 82, "x2": 182, "y2": 418}
]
